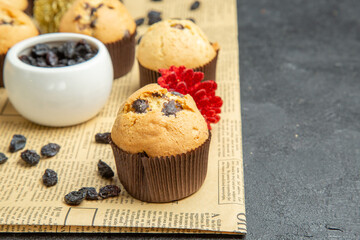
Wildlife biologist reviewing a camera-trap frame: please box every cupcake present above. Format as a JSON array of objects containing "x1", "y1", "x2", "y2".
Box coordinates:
[
  {"x1": 110, "y1": 84, "x2": 211, "y2": 202},
  {"x1": 0, "y1": 5, "x2": 39, "y2": 87},
  {"x1": 137, "y1": 19, "x2": 219, "y2": 87},
  {"x1": 33, "y1": 0, "x2": 75, "y2": 33},
  {"x1": 59, "y1": 0, "x2": 136, "y2": 79}
]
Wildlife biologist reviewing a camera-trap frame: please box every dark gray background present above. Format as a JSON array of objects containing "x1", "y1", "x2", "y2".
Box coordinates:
[{"x1": 2, "y1": 0, "x2": 360, "y2": 239}]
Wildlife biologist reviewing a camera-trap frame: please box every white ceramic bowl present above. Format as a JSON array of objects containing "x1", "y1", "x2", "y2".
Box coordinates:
[{"x1": 4, "y1": 33, "x2": 113, "y2": 127}]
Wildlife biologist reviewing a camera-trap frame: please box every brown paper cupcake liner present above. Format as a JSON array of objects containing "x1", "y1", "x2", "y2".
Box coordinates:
[
  {"x1": 110, "y1": 132, "x2": 211, "y2": 203},
  {"x1": 24, "y1": 0, "x2": 34, "y2": 16},
  {"x1": 138, "y1": 49, "x2": 219, "y2": 88},
  {"x1": 105, "y1": 31, "x2": 136, "y2": 79},
  {"x1": 0, "y1": 53, "x2": 5, "y2": 88}
]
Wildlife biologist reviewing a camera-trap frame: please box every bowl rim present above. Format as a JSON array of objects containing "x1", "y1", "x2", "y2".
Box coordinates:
[{"x1": 5, "y1": 32, "x2": 108, "y2": 73}]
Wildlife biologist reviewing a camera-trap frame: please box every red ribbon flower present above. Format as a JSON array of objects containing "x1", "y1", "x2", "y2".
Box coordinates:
[{"x1": 157, "y1": 66, "x2": 223, "y2": 129}]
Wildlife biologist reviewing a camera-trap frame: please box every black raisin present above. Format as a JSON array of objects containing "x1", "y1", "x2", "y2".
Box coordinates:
[
  {"x1": 137, "y1": 35, "x2": 142, "y2": 45},
  {"x1": 9, "y1": 134, "x2": 26, "y2": 153},
  {"x1": 84, "y1": 53, "x2": 95, "y2": 60},
  {"x1": 99, "y1": 185, "x2": 121, "y2": 199},
  {"x1": 63, "y1": 41, "x2": 76, "y2": 58},
  {"x1": 135, "y1": 17, "x2": 145, "y2": 26},
  {"x1": 190, "y1": 1, "x2": 200, "y2": 10},
  {"x1": 152, "y1": 92, "x2": 162, "y2": 98},
  {"x1": 171, "y1": 24, "x2": 184, "y2": 30},
  {"x1": 74, "y1": 14, "x2": 82, "y2": 21},
  {"x1": 90, "y1": 19, "x2": 97, "y2": 28},
  {"x1": 79, "y1": 187, "x2": 99, "y2": 200},
  {"x1": 36, "y1": 57, "x2": 47, "y2": 67},
  {"x1": 67, "y1": 59, "x2": 76, "y2": 66},
  {"x1": 132, "y1": 99, "x2": 149, "y2": 113},
  {"x1": 42, "y1": 169, "x2": 58, "y2": 187},
  {"x1": 162, "y1": 100, "x2": 183, "y2": 116},
  {"x1": 171, "y1": 91, "x2": 184, "y2": 97},
  {"x1": 95, "y1": 132, "x2": 111, "y2": 144},
  {"x1": 41, "y1": 143, "x2": 61, "y2": 157},
  {"x1": 148, "y1": 10, "x2": 162, "y2": 25},
  {"x1": 19, "y1": 55, "x2": 31, "y2": 64},
  {"x1": 46, "y1": 51, "x2": 58, "y2": 66},
  {"x1": 31, "y1": 44, "x2": 49, "y2": 57},
  {"x1": 0, "y1": 153, "x2": 8, "y2": 164},
  {"x1": 21, "y1": 150, "x2": 40, "y2": 166},
  {"x1": 64, "y1": 191, "x2": 85, "y2": 205},
  {"x1": 98, "y1": 160, "x2": 114, "y2": 179}
]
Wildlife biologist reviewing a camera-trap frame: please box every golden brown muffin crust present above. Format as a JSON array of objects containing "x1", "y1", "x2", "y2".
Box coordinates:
[
  {"x1": 111, "y1": 84, "x2": 209, "y2": 157},
  {"x1": 59, "y1": 0, "x2": 136, "y2": 43},
  {"x1": 137, "y1": 19, "x2": 218, "y2": 71},
  {"x1": 0, "y1": 6, "x2": 38, "y2": 54},
  {"x1": 0, "y1": 0, "x2": 28, "y2": 11}
]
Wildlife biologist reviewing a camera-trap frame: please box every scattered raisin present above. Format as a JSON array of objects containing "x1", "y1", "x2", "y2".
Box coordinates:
[
  {"x1": 171, "y1": 24, "x2": 184, "y2": 30},
  {"x1": 187, "y1": 18, "x2": 196, "y2": 23},
  {"x1": 42, "y1": 169, "x2": 58, "y2": 187},
  {"x1": 79, "y1": 187, "x2": 99, "y2": 200},
  {"x1": 90, "y1": 19, "x2": 97, "y2": 28},
  {"x1": 162, "y1": 100, "x2": 183, "y2": 116},
  {"x1": 137, "y1": 36, "x2": 143, "y2": 45},
  {"x1": 190, "y1": 1, "x2": 200, "y2": 10},
  {"x1": 9, "y1": 134, "x2": 26, "y2": 153},
  {"x1": 0, "y1": 153, "x2": 8, "y2": 164},
  {"x1": 98, "y1": 160, "x2": 114, "y2": 179},
  {"x1": 95, "y1": 132, "x2": 111, "y2": 144},
  {"x1": 99, "y1": 185, "x2": 121, "y2": 199},
  {"x1": 64, "y1": 191, "x2": 85, "y2": 205},
  {"x1": 135, "y1": 17, "x2": 145, "y2": 26},
  {"x1": 148, "y1": 10, "x2": 162, "y2": 25},
  {"x1": 132, "y1": 99, "x2": 149, "y2": 113},
  {"x1": 41, "y1": 143, "x2": 61, "y2": 157},
  {"x1": 21, "y1": 150, "x2": 40, "y2": 166}
]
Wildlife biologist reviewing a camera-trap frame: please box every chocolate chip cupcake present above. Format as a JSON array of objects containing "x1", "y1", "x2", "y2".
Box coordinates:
[
  {"x1": 137, "y1": 19, "x2": 219, "y2": 87},
  {"x1": 110, "y1": 84, "x2": 211, "y2": 202},
  {"x1": 0, "y1": 5, "x2": 39, "y2": 87},
  {"x1": 34, "y1": 0, "x2": 75, "y2": 33},
  {"x1": 59, "y1": 0, "x2": 136, "y2": 79}
]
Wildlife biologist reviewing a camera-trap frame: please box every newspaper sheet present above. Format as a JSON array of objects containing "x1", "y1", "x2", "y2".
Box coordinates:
[{"x1": 0, "y1": 0, "x2": 245, "y2": 234}]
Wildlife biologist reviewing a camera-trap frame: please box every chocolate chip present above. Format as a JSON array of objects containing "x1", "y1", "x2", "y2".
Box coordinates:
[
  {"x1": 132, "y1": 99, "x2": 149, "y2": 113},
  {"x1": 171, "y1": 24, "x2": 184, "y2": 30},
  {"x1": 190, "y1": 1, "x2": 200, "y2": 10},
  {"x1": 162, "y1": 100, "x2": 183, "y2": 116},
  {"x1": 135, "y1": 17, "x2": 145, "y2": 26}
]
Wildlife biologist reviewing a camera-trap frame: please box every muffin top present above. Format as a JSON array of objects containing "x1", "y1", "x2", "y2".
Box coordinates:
[
  {"x1": 111, "y1": 84, "x2": 209, "y2": 157},
  {"x1": 0, "y1": 6, "x2": 38, "y2": 54},
  {"x1": 34, "y1": 0, "x2": 75, "y2": 33},
  {"x1": 137, "y1": 19, "x2": 218, "y2": 71},
  {"x1": 0, "y1": 0, "x2": 28, "y2": 11},
  {"x1": 59, "y1": 0, "x2": 136, "y2": 43}
]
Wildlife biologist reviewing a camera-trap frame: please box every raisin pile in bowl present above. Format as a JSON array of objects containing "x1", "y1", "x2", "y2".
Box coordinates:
[{"x1": 19, "y1": 39, "x2": 98, "y2": 68}]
